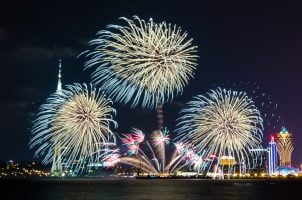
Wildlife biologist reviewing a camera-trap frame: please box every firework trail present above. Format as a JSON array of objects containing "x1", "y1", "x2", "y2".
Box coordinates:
[
  {"x1": 101, "y1": 128, "x2": 206, "y2": 175},
  {"x1": 175, "y1": 87, "x2": 264, "y2": 168},
  {"x1": 151, "y1": 128, "x2": 170, "y2": 173},
  {"x1": 81, "y1": 15, "x2": 198, "y2": 109},
  {"x1": 29, "y1": 83, "x2": 117, "y2": 173}
]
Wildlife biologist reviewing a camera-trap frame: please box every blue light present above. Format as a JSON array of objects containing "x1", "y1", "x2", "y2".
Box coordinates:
[{"x1": 268, "y1": 138, "x2": 277, "y2": 176}]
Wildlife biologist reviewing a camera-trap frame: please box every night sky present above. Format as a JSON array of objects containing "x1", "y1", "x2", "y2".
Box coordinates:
[{"x1": 1, "y1": 1, "x2": 302, "y2": 167}]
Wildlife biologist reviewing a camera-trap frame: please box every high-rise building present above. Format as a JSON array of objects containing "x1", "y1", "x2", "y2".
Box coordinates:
[
  {"x1": 276, "y1": 127, "x2": 294, "y2": 167},
  {"x1": 268, "y1": 136, "x2": 277, "y2": 176}
]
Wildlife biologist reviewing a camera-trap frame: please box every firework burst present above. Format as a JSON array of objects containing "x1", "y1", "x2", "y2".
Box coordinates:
[
  {"x1": 100, "y1": 128, "x2": 206, "y2": 175},
  {"x1": 82, "y1": 16, "x2": 198, "y2": 109},
  {"x1": 213, "y1": 80, "x2": 283, "y2": 133},
  {"x1": 29, "y1": 83, "x2": 117, "y2": 173},
  {"x1": 176, "y1": 87, "x2": 263, "y2": 167}
]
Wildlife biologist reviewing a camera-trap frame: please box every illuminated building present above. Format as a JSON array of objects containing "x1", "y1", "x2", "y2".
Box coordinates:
[
  {"x1": 275, "y1": 166, "x2": 299, "y2": 177},
  {"x1": 268, "y1": 136, "x2": 277, "y2": 176},
  {"x1": 0, "y1": 160, "x2": 50, "y2": 178},
  {"x1": 276, "y1": 127, "x2": 294, "y2": 167},
  {"x1": 249, "y1": 149, "x2": 267, "y2": 175},
  {"x1": 51, "y1": 59, "x2": 64, "y2": 177},
  {"x1": 219, "y1": 156, "x2": 236, "y2": 166},
  {"x1": 218, "y1": 156, "x2": 237, "y2": 177}
]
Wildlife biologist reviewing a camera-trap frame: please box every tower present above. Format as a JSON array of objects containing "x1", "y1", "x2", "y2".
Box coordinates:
[
  {"x1": 276, "y1": 127, "x2": 294, "y2": 167},
  {"x1": 268, "y1": 136, "x2": 277, "y2": 176},
  {"x1": 51, "y1": 59, "x2": 64, "y2": 177}
]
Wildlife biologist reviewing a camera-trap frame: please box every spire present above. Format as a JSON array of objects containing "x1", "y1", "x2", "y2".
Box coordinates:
[
  {"x1": 280, "y1": 127, "x2": 288, "y2": 135},
  {"x1": 57, "y1": 59, "x2": 62, "y2": 94},
  {"x1": 51, "y1": 59, "x2": 64, "y2": 177}
]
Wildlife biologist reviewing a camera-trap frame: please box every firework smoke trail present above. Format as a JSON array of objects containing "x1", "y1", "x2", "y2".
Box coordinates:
[
  {"x1": 29, "y1": 83, "x2": 117, "y2": 173},
  {"x1": 82, "y1": 16, "x2": 198, "y2": 109},
  {"x1": 175, "y1": 87, "x2": 263, "y2": 169}
]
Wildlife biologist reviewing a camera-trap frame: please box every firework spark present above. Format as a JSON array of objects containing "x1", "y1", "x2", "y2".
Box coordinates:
[
  {"x1": 82, "y1": 16, "x2": 198, "y2": 109},
  {"x1": 213, "y1": 81, "x2": 283, "y2": 133},
  {"x1": 100, "y1": 128, "x2": 205, "y2": 175},
  {"x1": 101, "y1": 148, "x2": 120, "y2": 167},
  {"x1": 176, "y1": 87, "x2": 263, "y2": 167},
  {"x1": 121, "y1": 128, "x2": 145, "y2": 156},
  {"x1": 29, "y1": 83, "x2": 117, "y2": 173},
  {"x1": 151, "y1": 127, "x2": 170, "y2": 146}
]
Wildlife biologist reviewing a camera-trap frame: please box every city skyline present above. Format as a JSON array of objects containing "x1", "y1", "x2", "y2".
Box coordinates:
[{"x1": 1, "y1": 1, "x2": 302, "y2": 167}]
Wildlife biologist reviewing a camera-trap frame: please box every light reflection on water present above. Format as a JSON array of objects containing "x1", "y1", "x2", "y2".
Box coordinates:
[{"x1": 1, "y1": 179, "x2": 301, "y2": 200}]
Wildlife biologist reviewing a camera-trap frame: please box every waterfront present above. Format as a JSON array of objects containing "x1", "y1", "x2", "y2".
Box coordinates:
[{"x1": 1, "y1": 178, "x2": 301, "y2": 200}]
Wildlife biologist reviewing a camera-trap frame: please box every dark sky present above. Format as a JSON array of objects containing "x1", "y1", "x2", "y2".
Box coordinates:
[{"x1": 1, "y1": 0, "x2": 302, "y2": 167}]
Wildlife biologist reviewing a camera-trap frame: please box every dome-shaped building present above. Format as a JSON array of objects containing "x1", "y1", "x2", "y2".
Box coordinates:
[{"x1": 275, "y1": 166, "x2": 299, "y2": 177}]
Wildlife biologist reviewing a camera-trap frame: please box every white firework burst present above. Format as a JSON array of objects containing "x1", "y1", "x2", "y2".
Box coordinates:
[
  {"x1": 29, "y1": 83, "x2": 117, "y2": 173},
  {"x1": 176, "y1": 87, "x2": 263, "y2": 166},
  {"x1": 82, "y1": 15, "x2": 198, "y2": 109}
]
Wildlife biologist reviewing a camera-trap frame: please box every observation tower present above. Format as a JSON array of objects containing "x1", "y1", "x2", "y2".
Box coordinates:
[{"x1": 50, "y1": 59, "x2": 64, "y2": 177}]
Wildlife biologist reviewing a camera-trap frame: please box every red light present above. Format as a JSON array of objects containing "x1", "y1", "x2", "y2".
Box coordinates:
[
  {"x1": 271, "y1": 136, "x2": 274, "y2": 141},
  {"x1": 209, "y1": 154, "x2": 216, "y2": 158}
]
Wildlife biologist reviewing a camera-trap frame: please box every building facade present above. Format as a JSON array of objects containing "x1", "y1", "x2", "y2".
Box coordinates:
[
  {"x1": 268, "y1": 136, "x2": 277, "y2": 176},
  {"x1": 276, "y1": 127, "x2": 294, "y2": 167}
]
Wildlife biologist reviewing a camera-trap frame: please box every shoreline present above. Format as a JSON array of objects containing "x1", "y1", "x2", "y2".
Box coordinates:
[{"x1": 1, "y1": 176, "x2": 302, "y2": 182}]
